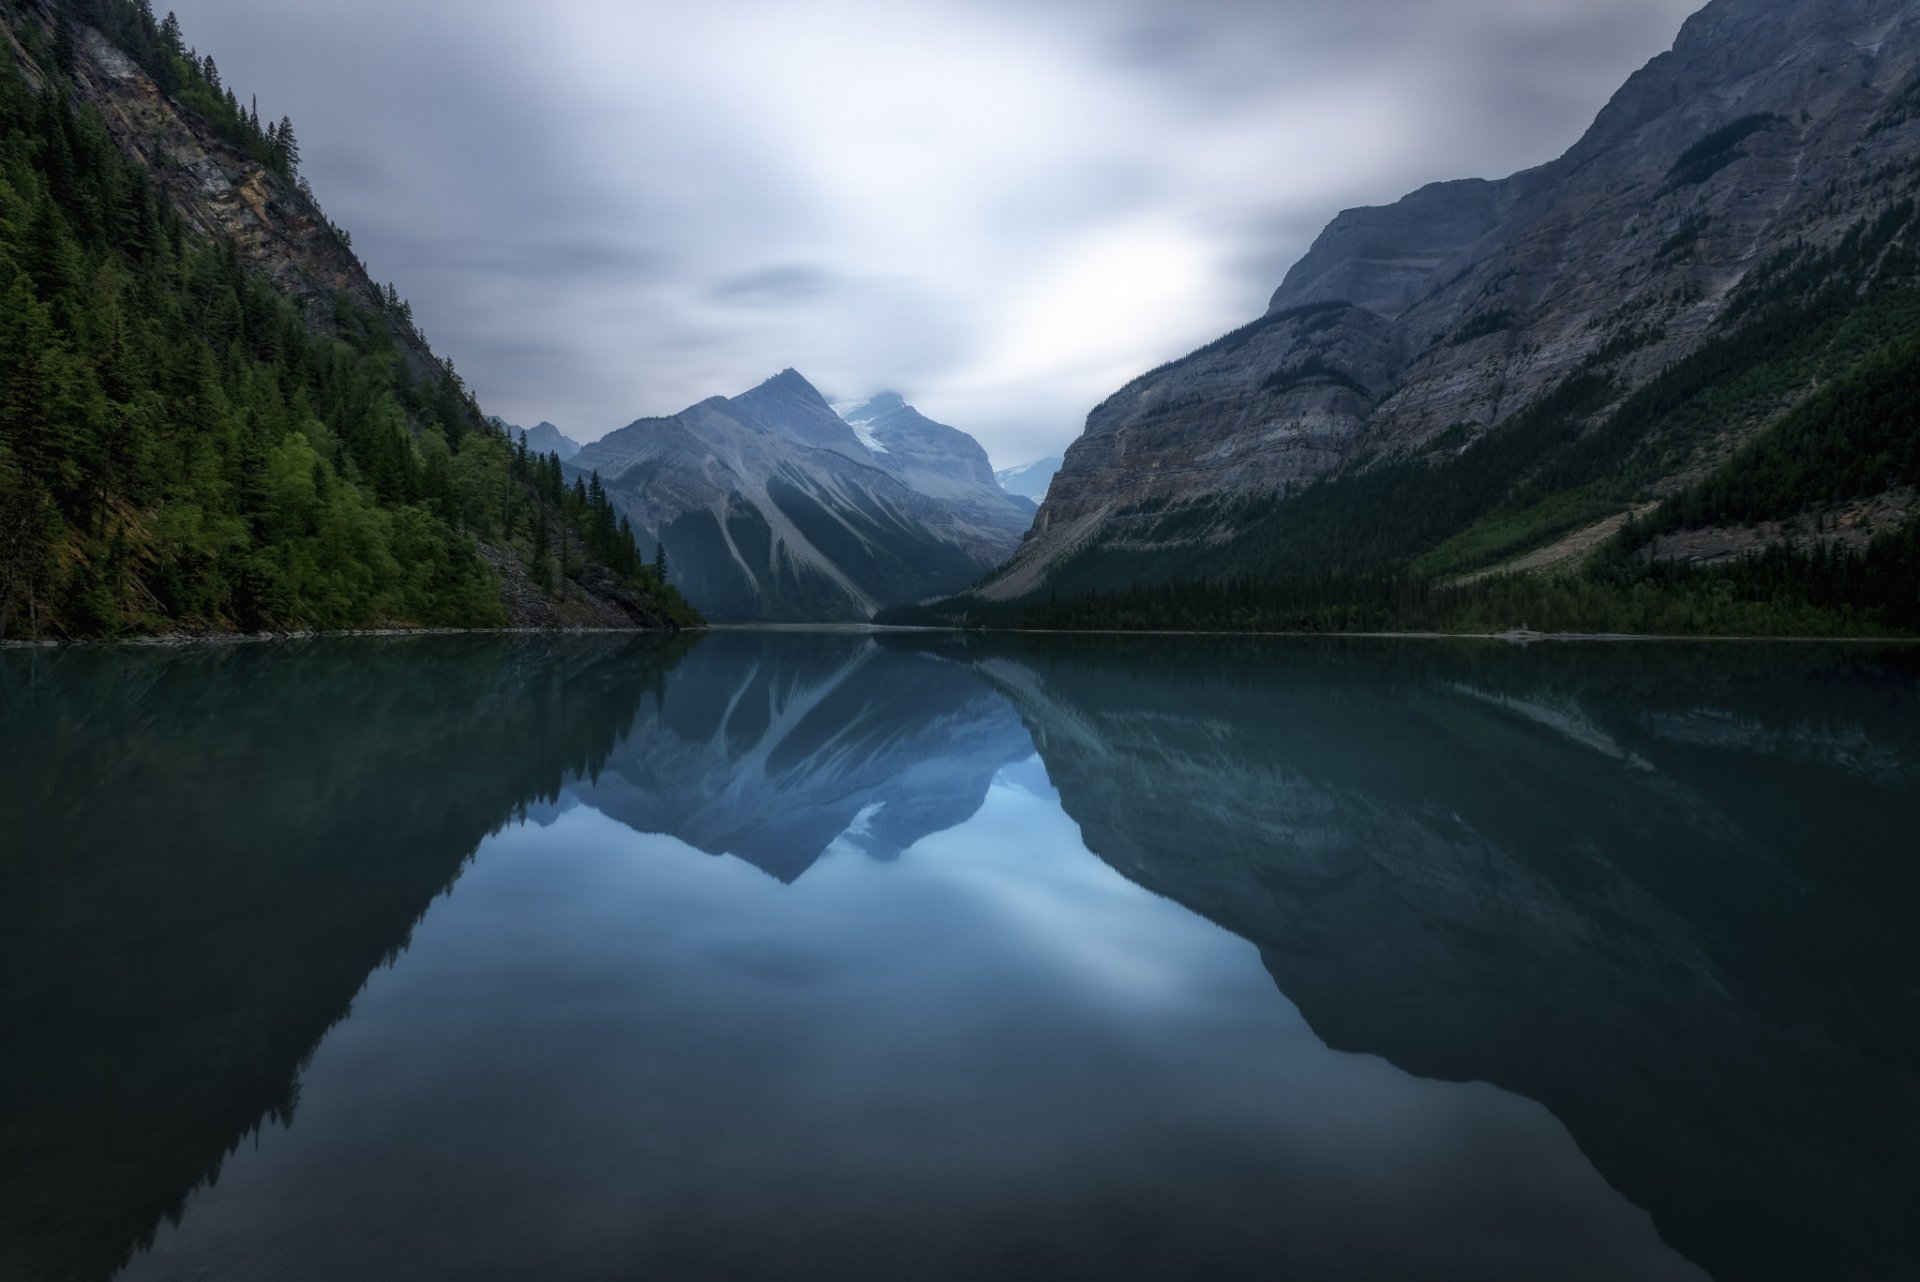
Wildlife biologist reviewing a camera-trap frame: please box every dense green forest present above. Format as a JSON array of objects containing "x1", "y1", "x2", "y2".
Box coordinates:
[
  {"x1": 887, "y1": 176, "x2": 1920, "y2": 638},
  {"x1": 0, "y1": 0, "x2": 696, "y2": 639}
]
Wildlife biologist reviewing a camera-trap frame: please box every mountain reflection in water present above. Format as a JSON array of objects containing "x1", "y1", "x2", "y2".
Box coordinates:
[{"x1": 2, "y1": 632, "x2": 1913, "y2": 1282}]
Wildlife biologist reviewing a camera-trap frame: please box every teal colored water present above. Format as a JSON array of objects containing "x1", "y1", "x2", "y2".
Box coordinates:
[{"x1": 3, "y1": 633, "x2": 1915, "y2": 1281}]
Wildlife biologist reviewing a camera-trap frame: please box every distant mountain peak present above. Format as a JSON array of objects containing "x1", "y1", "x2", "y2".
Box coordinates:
[
  {"x1": 496, "y1": 418, "x2": 582, "y2": 461},
  {"x1": 756, "y1": 367, "x2": 829, "y2": 401},
  {"x1": 995, "y1": 455, "x2": 1062, "y2": 503},
  {"x1": 852, "y1": 391, "x2": 908, "y2": 416},
  {"x1": 572, "y1": 374, "x2": 1034, "y2": 621}
]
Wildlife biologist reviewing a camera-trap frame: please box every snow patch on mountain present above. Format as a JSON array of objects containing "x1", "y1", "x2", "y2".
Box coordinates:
[{"x1": 831, "y1": 401, "x2": 891, "y2": 455}]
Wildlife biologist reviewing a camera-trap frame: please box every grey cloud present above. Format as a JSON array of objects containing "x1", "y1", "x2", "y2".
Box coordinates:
[
  {"x1": 383, "y1": 235, "x2": 663, "y2": 281},
  {"x1": 711, "y1": 265, "x2": 843, "y2": 305}
]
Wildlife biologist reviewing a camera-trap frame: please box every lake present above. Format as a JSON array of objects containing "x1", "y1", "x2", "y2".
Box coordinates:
[{"x1": 3, "y1": 631, "x2": 1916, "y2": 1281}]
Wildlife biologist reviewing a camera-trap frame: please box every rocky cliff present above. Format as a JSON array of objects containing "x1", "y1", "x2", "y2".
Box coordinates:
[
  {"x1": 50, "y1": 10, "x2": 427, "y2": 374},
  {"x1": 990, "y1": 0, "x2": 1920, "y2": 602}
]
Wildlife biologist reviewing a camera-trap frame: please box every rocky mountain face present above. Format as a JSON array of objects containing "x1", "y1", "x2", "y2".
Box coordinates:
[
  {"x1": 936, "y1": 634, "x2": 1920, "y2": 1282},
  {"x1": 50, "y1": 9, "x2": 431, "y2": 378},
  {"x1": 836, "y1": 393, "x2": 1034, "y2": 532},
  {"x1": 571, "y1": 371, "x2": 1025, "y2": 621},
  {"x1": 989, "y1": 0, "x2": 1920, "y2": 601},
  {"x1": 995, "y1": 455, "x2": 1062, "y2": 506}
]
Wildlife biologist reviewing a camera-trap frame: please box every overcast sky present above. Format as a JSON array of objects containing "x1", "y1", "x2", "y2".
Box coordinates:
[{"x1": 165, "y1": 0, "x2": 1703, "y2": 467}]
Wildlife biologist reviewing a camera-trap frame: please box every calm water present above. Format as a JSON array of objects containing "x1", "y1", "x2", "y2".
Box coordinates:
[{"x1": 2, "y1": 633, "x2": 1916, "y2": 1282}]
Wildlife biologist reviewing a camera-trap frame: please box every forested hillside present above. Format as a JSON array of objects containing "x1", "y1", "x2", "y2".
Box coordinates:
[{"x1": 0, "y1": 0, "x2": 697, "y2": 639}]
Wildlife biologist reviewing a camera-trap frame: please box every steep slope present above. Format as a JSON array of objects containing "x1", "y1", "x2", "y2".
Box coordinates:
[
  {"x1": 972, "y1": 0, "x2": 1920, "y2": 632},
  {"x1": 572, "y1": 371, "x2": 1022, "y2": 621},
  {"x1": 0, "y1": 0, "x2": 688, "y2": 638},
  {"x1": 996, "y1": 455, "x2": 1062, "y2": 505}
]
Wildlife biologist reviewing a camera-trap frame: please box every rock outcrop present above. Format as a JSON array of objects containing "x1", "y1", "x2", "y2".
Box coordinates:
[{"x1": 59, "y1": 15, "x2": 432, "y2": 374}]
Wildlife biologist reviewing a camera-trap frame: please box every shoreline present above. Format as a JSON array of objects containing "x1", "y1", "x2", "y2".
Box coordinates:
[
  {"x1": 6, "y1": 622, "x2": 1915, "y2": 650},
  {"x1": 867, "y1": 624, "x2": 1919, "y2": 645},
  {"x1": 0, "y1": 624, "x2": 694, "y2": 651}
]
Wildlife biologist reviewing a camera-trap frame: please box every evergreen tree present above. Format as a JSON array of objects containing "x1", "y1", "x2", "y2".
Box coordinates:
[
  {"x1": 275, "y1": 114, "x2": 299, "y2": 174},
  {"x1": 53, "y1": 14, "x2": 77, "y2": 76}
]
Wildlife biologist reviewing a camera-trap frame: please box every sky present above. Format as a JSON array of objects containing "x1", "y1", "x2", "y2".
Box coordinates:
[{"x1": 164, "y1": 0, "x2": 1705, "y2": 468}]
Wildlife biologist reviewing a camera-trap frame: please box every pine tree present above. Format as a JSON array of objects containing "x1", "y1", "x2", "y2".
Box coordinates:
[
  {"x1": 653, "y1": 541, "x2": 668, "y2": 583},
  {"x1": 53, "y1": 15, "x2": 77, "y2": 77}
]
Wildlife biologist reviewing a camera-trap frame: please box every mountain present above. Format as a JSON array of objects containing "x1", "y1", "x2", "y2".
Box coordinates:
[
  {"x1": 0, "y1": 1, "x2": 690, "y2": 639},
  {"x1": 995, "y1": 456, "x2": 1062, "y2": 505},
  {"x1": 570, "y1": 371, "x2": 1026, "y2": 621},
  {"x1": 496, "y1": 420, "x2": 581, "y2": 462},
  {"x1": 949, "y1": 0, "x2": 1920, "y2": 636}
]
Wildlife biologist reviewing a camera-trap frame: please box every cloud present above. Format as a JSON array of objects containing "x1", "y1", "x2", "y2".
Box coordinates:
[
  {"x1": 711, "y1": 265, "x2": 843, "y2": 306},
  {"x1": 163, "y1": 0, "x2": 1705, "y2": 463}
]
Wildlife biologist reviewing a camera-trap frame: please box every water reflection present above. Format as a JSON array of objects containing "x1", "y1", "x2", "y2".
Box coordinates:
[
  {"x1": 929, "y1": 634, "x2": 1920, "y2": 1282},
  {"x1": 0, "y1": 635, "x2": 692, "y2": 1282},
  {"x1": 569, "y1": 631, "x2": 1035, "y2": 880},
  {"x1": 2, "y1": 633, "x2": 1915, "y2": 1281}
]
